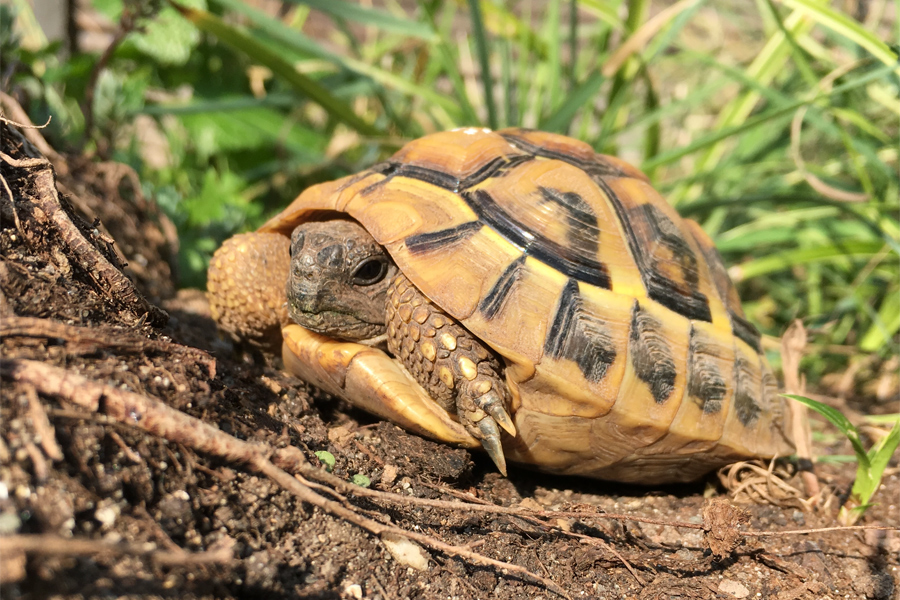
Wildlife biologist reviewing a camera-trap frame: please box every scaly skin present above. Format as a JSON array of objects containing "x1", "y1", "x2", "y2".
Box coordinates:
[
  {"x1": 386, "y1": 274, "x2": 516, "y2": 473},
  {"x1": 207, "y1": 232, "x2": 291, "y2": 350}
]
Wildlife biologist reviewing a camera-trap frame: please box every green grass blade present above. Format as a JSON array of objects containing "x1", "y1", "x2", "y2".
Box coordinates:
[
  {"x1": 642, "y1": 63, "x2": 894, "y2": 171},
  {"x1": 785, "y1": 395, "x2": 869, "y2": 465},
  {"x1": 778, "y1": 0, "x2": 900, "y2": 69},
  {"x1": 480, "y1": 1, "x2": 548, "y2": 58},
  {"x1": 730, "y1": 241, "x2": 890, "y2": 281},
  {"x1": 642, "y1": 0, "x2": 705, "y2": 63},
  {"x1": 859, "y1": 287, "x2": 900, "y2": 353},
  {"x1": 851, "y1": 421, "x2": 900, "y2": 514},
  {"x1": 210, "y1": 0, "x2": 340, "y2": 62},
  {"x1": 867, "y1": 422, "x2": 900, "y2": 468},
  {"x1": 865, "y1": 414, "x2": 900, "y2": 424},
  {"x1": 639, "y1": 65, "x2": 660, "y2": 163},
  {"x1": 467, "y1": 0, "x2": 497, "y2": 128},
  {"x1": 599, "y1": 0, "x2": 648, "y2": 142},
  {"x1": 340, "y1": 57, "x2": 462, "y2": 126},
  {"x1": 171, "y1": 2, "x2": 381, "y2": 136},
  {"x1": 418, "y1": 2, "x2": 479, "y2": 126},
  {"x1": 673, "y1": 51, "x2": 892, "y2": 182},
  {"x1": 540, "y1": 69, "x2": 605, "y2": 132},
  {"x1": 567, "y1": 0, "x2": 577, "y2": 92},
  {"x1": 289, "y1": 0, "x2": 435, "y2": 40},
  {"x1": 716, "y1": 206, "x2": 841, "y2": 250},
  {"x1": 667, "y1": 6, "x2": 816, "y2": 205},
  {"x1": 762, "y1": 0, "x2": 818, "y2": 86},
  {"x1": 545, "y1": 0, "x2": 562, "y2": 112},
  {"x1": 500, "y1": 37, "x2": 514, "y2": 127},
  {"x1": 205, "y1": 0, "x2": 460, "y2": 126},
  {"x1": 578, "y1": 0, "x2": 624, "y2": 29}
]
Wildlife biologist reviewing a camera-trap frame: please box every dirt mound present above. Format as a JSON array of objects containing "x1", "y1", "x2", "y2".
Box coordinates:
[{"x1": 0, "y1": 116, "x2": 896, "y2": 600}]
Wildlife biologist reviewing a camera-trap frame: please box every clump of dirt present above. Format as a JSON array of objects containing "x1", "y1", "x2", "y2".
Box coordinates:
[{"x1": 0, "y1": 115, "x2": 897, "y2": 600}]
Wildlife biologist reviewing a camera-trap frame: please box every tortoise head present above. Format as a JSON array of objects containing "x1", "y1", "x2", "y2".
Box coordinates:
[{"x1": 287, "y1": 219, "x2": 398, "y2": 341}]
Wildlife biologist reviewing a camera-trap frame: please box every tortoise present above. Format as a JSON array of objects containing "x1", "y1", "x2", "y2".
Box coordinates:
[{"x1": 207, "y1": 127, "x2": 795, "y2": 484}]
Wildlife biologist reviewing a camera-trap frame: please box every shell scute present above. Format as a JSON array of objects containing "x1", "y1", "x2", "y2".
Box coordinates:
[{"x1": 511, "y1": 279, "x2": 633, "y2": 419}]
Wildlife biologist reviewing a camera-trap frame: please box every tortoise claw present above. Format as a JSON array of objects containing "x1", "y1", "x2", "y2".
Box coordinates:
[
  {"x1": 477, "y1": 417, "x2": 508, "y2": 476},
  {"x1": 475, "y1": 390, "x2": 517, "y2": 437}
]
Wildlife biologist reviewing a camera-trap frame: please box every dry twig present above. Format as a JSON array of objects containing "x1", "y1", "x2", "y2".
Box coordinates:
[
  {"x1": 0, "y1": 534, "x2": 234, "y2": 567},
  {"x1": 781, "y1": 320, "x2": 820, "y2": 498}
]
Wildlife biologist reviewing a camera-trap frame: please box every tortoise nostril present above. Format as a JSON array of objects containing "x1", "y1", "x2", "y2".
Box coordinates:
[{"x1": 296, "y1": 295, "x2": 318, "y2": 313}]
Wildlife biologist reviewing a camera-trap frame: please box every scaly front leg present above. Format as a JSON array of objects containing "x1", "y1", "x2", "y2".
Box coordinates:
[{"x1": 386, "y1": 274, "x2": 516, "y2": 474}]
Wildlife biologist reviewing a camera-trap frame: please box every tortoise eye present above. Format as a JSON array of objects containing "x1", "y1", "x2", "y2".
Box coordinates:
[{"x1": 352, "y1": 258, "x2": 388, "y2": 286}]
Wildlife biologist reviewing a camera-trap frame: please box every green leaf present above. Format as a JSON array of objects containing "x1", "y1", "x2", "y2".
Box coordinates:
[
  {"x1": 350, "y1": 474, "x2": 371, "y2": 487},
  {"x1": 129, "y1": 1, "x2": 202, "y2": 65},
  {"x1": 181, "y1": 169, "x2": 255, "y2": 227},
  {"x1": 171, "y1": 1, "x2": 381, "y2": 136},
  {"x1": 177, "y1": 105, "x2": 326, "y2": 159},
  {"x1": 314, "y1": 450, "x2": 336, "y2": 471}
]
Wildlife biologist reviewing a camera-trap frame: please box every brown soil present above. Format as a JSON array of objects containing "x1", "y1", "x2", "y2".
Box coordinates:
[{"x1": 1, "y1": 117, "x2": 897, "y2": 600}]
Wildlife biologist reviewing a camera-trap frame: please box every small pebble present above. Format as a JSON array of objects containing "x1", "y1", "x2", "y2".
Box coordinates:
[{"x1": 719, "y1": 579, "x2": 750, "y2": 598}]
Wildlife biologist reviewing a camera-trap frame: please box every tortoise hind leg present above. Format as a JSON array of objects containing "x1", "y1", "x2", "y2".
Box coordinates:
[{"x1": 386, "y1": 274, "x2": 516, "y2": 474}]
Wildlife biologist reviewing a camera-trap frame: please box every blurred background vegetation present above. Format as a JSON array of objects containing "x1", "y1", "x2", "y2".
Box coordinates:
[{"x1": 2, "y1": 0, "x2": 898, "y2": 411}]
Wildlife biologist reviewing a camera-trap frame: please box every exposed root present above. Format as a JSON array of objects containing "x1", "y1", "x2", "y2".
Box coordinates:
[
  {"x1": 0, "y1": 534, "x2": 235, "y2": 584},
  {"x1": 0, "y1": 131, "x2": 167, "y2": 326},
  {"x1": 718, "y1": 459, "x2": 813, "y2": 510}
]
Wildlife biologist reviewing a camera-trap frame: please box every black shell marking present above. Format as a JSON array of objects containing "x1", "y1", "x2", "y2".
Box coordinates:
[
  {"x1": 405, "y1": 221, "x2": 483, "y2": 255},
  {"x1": 478, "y1": 256, "x2": 527, "y2": 320},
  {"x1": 499, "y1": 131, "x2": 626, "y2": 179},
  {"x1": 537, "y1": 186, "x2": 603, "y2": 273},
  {"x1": 731, "y1": 312, "x2": 763, "y2": 353},
  {"x1": 463, "y1": 189, "x2": 612, "y2": 289},
  {"x1": 545, "y1": 280, "x2": 617, "y2": 383},
  {"x1": 629, "y1": 303, "x2": 677, "y2": 404},
  {"x1": 686, "y1": 326, "x2": 727, "y2": 414},
  {"x1": 594, "y1": 177, "x2": 713, "y2": 323},
  {"x1": 733, "y1": 356, "x2": 762, "y2": 427}
]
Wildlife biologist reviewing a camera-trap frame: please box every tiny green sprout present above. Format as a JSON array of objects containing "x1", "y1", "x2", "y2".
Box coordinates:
[
  {"x1": 786, "y1": 395, "x2": 900, "y2": 526},
  {"x1": 314, "y1": 450, "x2": 336, "y2": 472},
  {"x1": 350, "y1": 474, "x2": 371, "y2": 488}
]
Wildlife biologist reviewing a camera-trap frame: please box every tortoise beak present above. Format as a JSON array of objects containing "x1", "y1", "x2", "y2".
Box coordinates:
[{"x1": 288, "y1": 293, "x2": 320, "y2": 315}]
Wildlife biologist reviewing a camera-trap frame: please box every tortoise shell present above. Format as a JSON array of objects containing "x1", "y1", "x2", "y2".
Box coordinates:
[{"x1": 256, "y1": 127, "x2": 795, "y2": 482}]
